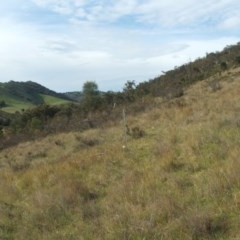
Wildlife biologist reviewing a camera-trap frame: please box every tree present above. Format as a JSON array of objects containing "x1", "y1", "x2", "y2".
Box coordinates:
[
  {"x1": 0, "y1": 100, "x2": 6, "y2": 108},
  {"x1": 82, "y1": 81, "x2": 101, "y2": 110},
  {"x1": 123, "y1": 80, "x2": 136, "y2": 102},
  {"x1": 220, "y1": 61, "x2": 228, "y2": 71}
]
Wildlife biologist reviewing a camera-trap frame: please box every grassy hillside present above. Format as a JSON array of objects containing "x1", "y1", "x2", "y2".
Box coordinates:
[
  {"x1": 1, "y1": 67, "x2": 240, "y2": 239},
  {"x1": 40, "y1": 94, "x2": 73, "y2": 106},
  {"x1": 0, "y1": 81, "x2": 73, "y2": 113},
  {"x1": 0, "y1": 93, "x2": 33, "y2": 113}
]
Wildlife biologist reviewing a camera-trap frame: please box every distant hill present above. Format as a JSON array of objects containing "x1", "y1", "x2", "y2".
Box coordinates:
[
  {"x1": 0, "y1": 80, "x2": 74, "y2": 113},
  {"x1": 63, "y1": 91, "x2": 82, "y2": 102}
]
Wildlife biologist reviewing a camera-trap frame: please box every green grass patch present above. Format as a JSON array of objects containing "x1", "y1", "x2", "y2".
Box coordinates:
[
  {"x1": 0, "y1": 94, "x2": 34, "y2": 113},
  {"x1": 40, "y1": 94, "x2": 72, "y2": 106},
  {"x1": 0, "y1": 94, "x2": 72, "y2": 113}
]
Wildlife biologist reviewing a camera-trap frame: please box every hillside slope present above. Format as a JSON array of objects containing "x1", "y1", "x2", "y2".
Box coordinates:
[
  {"x1": 0, "y1": 81, "x2": 73, "y2": 113},
  {"x1": 1, "y1": 67, "x2": 240, "y2": 239}
]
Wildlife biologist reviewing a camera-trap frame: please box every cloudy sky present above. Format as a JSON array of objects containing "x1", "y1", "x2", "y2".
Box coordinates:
[{"x1": 0, "y1": 0, "x2": 240, "y2": 92}]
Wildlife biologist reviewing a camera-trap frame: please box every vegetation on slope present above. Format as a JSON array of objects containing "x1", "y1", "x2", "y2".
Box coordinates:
[
  {"x1": 0, "y1": 81, "x2": 73, "y2": 113},
  {"x1": 63, "y1": 91, "x2": 82, "y2": 102},
  {"x1": 135, "y1": 43, "x2": 240, "y2": 99},
  {"x1": 1, "y1": 43, "x2": 240, "y2": 137},
  {"x1": 0, "y1": 67, "x2": 240, "y2": 239}
]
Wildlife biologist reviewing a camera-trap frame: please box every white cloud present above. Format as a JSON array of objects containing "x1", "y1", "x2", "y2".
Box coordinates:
[
  {"x1": 135, "y1": 0, "x2": 237, "y2": 27},
  {"x1": 221, "y1": 16, "x2": 240, "y2": 29},
  {"x1": 28, "y1": 0, "x2": 240, "y2": 31},
  {"x1": 29, "y1": 0, "x2": 240, "y2": 28}
]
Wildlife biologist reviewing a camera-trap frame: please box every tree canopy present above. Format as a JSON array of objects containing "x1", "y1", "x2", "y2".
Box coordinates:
[{"x1": 82, "y1": 81, "x2": 101, "y2": 110}]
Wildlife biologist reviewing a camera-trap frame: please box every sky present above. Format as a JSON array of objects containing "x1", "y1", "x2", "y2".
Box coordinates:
[{"x1": 0, "y1": 0, "x2": 240, "y2": 92}]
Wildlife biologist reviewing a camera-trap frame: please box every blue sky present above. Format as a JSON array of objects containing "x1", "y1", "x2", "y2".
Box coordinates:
[{"x1": 0, "y1": 0, "x2": 240, "y2": 92}]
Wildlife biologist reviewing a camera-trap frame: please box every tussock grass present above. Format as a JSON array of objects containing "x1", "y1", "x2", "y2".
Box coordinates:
[{"x1": 1, "y1": 68, "x2": 240, "y2": 239}]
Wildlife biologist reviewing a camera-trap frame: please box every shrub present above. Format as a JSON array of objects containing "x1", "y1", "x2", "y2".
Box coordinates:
[
  {"x1": 209, "y1": 79, "x2": 222, "y2": 92},
  {"x1": 126, "y1": 125, "x2": 145, "y2": 139},
  {"x1": 131, "y1": 126, "x2": 145, "y2": 138},
  {"x1": 220, "y1": 61, "x2": 228, "y2": 71},
  {"x1": 30, "y1": 117, "x2": 43, "y2": 131},
  {"x1": 0, "y1": 100, "x2": 6, "y2": 108},
  {"x1": 184, "y1": 211, "x2": 228, "y2": 239},
  {"x1": 235, "y1": 56, "x2": 240, "y2": 64}
]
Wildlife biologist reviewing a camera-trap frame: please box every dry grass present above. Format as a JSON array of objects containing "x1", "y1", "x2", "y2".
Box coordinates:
[{"x1": 1, "y1": 67, "x2": 240, "y2": 239}]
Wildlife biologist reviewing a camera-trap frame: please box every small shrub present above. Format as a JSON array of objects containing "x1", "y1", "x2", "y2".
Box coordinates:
[
  {"x1": 54, "y1": 140, "x2": 64, "y2": 147},
  {"x1": 30, "y1": 117, "x2": 43, "y2": 131},
  {"x1": 74, "y1": 135, "x2": 100, "y2": 151},
  {"x1": 126, "y1": 125, "x2": 145, "y2": 139},
  {"x1": 7, "y1": 158, "x2": 30, "y2": 171},
  {"x1": 184, "y1": 212, "x2": 228, "y2": 239},
  {"x1": 209, "y1": 79, "x2": 222, "y2": 92},
  {"x1": 26, "y1": 151, "x2": 47, "y2": 160},
  {"x1": 131, "y1": 126, "x2": 145, "y2": 138},
  {"x1": 81, "y1": 137, "x2": 99, "y2": 147},
  {"x1": 0, "y1": 100, "x2": 7, "y2": 108},
  {"x1": 220, "y1": 61, "x2": 228, "y2": 71},
  {"x1": 163, "y1": 159, "x2": 185, "y2": 172},
  {"x1": 173, "y1": 88, "x2": 184, "y2": 98},
  {"x1": 235, "y1": 56, "x2": 240, "y2": 64}
]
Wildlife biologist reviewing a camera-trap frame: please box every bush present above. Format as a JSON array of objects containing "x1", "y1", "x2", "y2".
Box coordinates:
[
  {"x1": 127, "y1": 125, "x2": 145, "y2": 139},
  {"x1": 209, "y1": 79, "x2": 222, "y2": 92},
  {"x1": 30, "y1": 117, "x2": 43, "y2": 131},
  {"x1": 235, "y1": 56, "x2": 240, "y2": 64},
  {"x1": 220, "y1": 61, "x2": 228, "y2": 70},
  {"x1": 0, "y1": 100, "x2": 6, "y2": 108},
  {"x1": 184, "y1": 212, "x2": 228, "y2": 239}
]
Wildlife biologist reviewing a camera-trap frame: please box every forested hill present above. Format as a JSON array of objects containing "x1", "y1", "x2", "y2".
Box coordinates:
[
  {"x1": 135, "y1": 42, "x2": 240, "y2": 99},
  {"x1": 0, "y1": 80, "x2": 73, "y2": 113}
]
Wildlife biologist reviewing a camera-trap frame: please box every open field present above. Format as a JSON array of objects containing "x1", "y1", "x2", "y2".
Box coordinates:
[
  {"x1": 1, "y1": 68, "x2": 240, "y2": 239},
  {"x1": 1, "y1": 101, "x2": 33, "y2": 113},
  {"x1": 40, "y1": 94, "x2": 73, "y2": 106}
]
